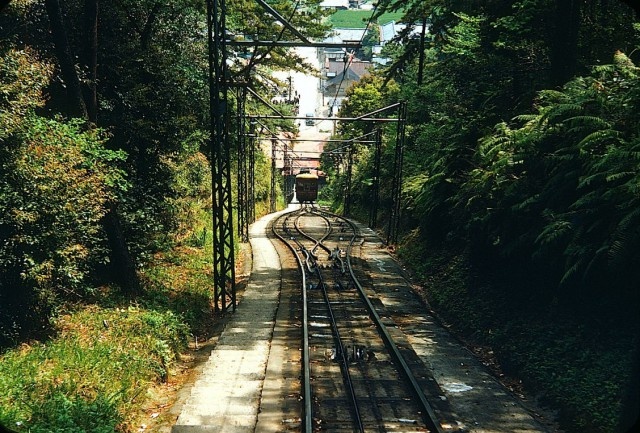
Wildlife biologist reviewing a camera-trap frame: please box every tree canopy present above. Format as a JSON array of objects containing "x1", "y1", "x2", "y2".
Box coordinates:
[
  {"x1": 325, "y1": 2, "x2": 639, "y2": 431},
  {"x1": 0, "y1": 0, "x2": 331, "y2": 344}
]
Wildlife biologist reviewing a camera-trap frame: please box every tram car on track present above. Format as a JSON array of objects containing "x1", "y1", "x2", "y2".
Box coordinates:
[{"x1": 295, "y1": 171, "x2": 318, "y2": 203}]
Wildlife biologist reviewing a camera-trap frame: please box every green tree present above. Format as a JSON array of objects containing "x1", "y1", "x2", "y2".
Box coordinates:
[
  {"x1": 2, "y1": 0, "x2": 333, "y2": 269},
  {"x1": 324, "y1": 75, "x2": 399, "y2": 217},
  {"x1": 0, "y1": 48, "x2": 126, "y2": 344},
  {"x1": 375, "y1": 0, "x2": 638, "y2": 243}
]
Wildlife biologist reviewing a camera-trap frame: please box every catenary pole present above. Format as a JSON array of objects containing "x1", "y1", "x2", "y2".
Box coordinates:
[{"x1": 206, "y1": 0, "x2": 236, "y2": 312}]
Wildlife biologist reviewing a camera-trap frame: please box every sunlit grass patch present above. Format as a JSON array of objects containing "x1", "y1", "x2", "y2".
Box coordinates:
[
  {"x1": 329, "y1": 10, "x2": 404, "y2": 28},
  {"x1": 0, "y1": 306, "x2": 188, "y2": 432}
]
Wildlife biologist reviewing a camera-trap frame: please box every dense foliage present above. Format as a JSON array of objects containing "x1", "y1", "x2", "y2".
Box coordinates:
[
  {"x1": 463, "y1": 53, "x2": 640, "y2": 293},
  {"x1": 1, "y1": 47, "x2": 125, "y2": 342},
  {"x1": 1, "y1": 0, "x2": 327, "y2": 430},
  {"x1": 1, "y1": 0, "x2": 326, "y2": 341},
  {"x1": 325, "y1": 1, "x2": 639, "y2": 432}
]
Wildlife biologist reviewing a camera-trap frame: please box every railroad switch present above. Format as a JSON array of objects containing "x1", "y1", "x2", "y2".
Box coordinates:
[{"x1": 328, "y1": 345, "x2": 373, "y2": 363}]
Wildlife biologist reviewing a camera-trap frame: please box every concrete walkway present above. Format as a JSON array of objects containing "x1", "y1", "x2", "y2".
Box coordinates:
[{"x1": 171, "y1": 208, "x2": 290, "y2": 433}]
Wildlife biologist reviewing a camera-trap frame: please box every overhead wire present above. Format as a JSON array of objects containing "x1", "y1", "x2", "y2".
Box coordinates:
[
  {"x1": 250, "y1": 120, "x2": 377, "y2": 173},
  {"x1": 251, "y1": 118, "x2": 314, "y2": 171},
  {"x1": 322, "y1": 2, "x2": 380, "y2": 127},
  {"x1": 241, "y1": 4, "x2": 383, "y2": 174}
]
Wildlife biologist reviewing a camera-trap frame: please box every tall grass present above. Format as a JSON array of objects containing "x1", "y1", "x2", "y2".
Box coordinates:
[{"x1": 0, "y1": 307, "x2": 188, "y2": 432}]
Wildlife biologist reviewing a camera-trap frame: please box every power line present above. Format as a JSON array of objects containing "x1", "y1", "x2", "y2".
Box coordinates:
[{"x1": 326, "y1": 2, "x2": 380, "y2": 119}]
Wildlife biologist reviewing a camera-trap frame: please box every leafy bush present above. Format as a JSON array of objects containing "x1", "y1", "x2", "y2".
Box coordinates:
[
  {"x1": 0, "y1": 115, "x2": 126, "y2": 344},
  {"x1": 1, "y1": 48, "x2": 128, "y2": 344},
  {"x1": 0, "y1": 47, "x2": 52, "y2": 139}
]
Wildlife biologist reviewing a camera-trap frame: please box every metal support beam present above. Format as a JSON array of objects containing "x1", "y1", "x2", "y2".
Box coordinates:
[
  {"x1": 252, "y1": 120, "x2": 321, "y2": 167},
  {"x1": 206, "y1": 0, "x2": 235, "y2": 313},
  {"x1": 387, "y1": 102, "x2": 407, "y2": 245},
  {"x1": 247, "y1": 87, "x2": 286, "y2": 119},
  {"x1": 229, "y1": 40, "x2": 361, "y2": 49},
  {"x1": 253, "y1": 0, "x2": 311, "y2": 44},
  {"x1": 369, "y1": 128, "x2": 382, "y2": 229},
  {"x1": 270, "y1": 137, "x2": 277, "y2": 213},
  {"x1": 283, "y1": 140, "x2": 294, "y2": 202},
  {"x1": 344, "y1": 144, "x2": 353, "y2": 217},
  {"x1": 254, "y1": 137, "x2": 376, "y2": 144},
  {"x1": 248, "y1": 121, "x2": 256, "y2": 224},
  {"x1": 353, "y1": 102, "x2": 402, "y2": 121},
  {"x1": 237, "y1": 87, "x2": 249, "y2": 242},
  {"x1": 248, "y1": 114, "x2": 400, "y2": 122}
]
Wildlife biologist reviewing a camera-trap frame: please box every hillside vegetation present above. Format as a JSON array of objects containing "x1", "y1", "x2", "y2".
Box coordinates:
[
  {"x1": 1, "y1": 0, "x2": 305, "y2": 431},
  {"x1": 321, "y1": 2, "x2": 640, "y2": 432},
  {"x1": 329, "y1": 9, "x2": 404, "y2": 28}
]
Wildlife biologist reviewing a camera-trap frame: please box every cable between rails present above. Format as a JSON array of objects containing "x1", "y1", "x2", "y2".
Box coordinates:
[{"x1": 333, "y1": 211, "x2": 446, "y2": 433}]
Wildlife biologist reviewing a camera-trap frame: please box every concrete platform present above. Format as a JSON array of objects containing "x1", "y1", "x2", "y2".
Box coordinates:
[{"x1": 172, "y1": 206, "x2": 292, "y2": 433}]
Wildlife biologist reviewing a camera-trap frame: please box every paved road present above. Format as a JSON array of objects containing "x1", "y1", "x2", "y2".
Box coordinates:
[{"x1": 274, "y1": 47, "x2": 331, "y2": 174}]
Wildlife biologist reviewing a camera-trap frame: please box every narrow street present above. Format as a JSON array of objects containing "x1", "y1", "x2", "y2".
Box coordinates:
[{"x1": 274, "y1": 47, "x2": 331, "y2": 174}]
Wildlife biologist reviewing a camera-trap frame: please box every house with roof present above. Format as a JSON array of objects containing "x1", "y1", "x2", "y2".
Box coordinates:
[
  {"x1": 318, "y1": 27, "x2": 376, "y2": 114},
  {"x1": 322, "y1": 57, "x2": 373, "y2": 112},
  {"x1": 320, "y1": 28, "x2": 366, "y2": 68},
  {"x1": 320, "y1": 0, "x2": 349, "y2": 9},
  {"x1": 373, "y1": 20, "x2": 426, "y2": 65},
  {"x1": 379, "y1": 21, "x2": 405, "y2": 45}
]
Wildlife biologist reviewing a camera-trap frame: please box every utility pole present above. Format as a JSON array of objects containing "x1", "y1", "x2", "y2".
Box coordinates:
[
  {"x1": 206, "y1": 0, "x2": 236, "y2": 312},
  {"x1": 270, "y1": 136, "x2": 277, "y2": 213},
  {"x1": 369, "y1": 128, "x2": 382, "y2": 229}
]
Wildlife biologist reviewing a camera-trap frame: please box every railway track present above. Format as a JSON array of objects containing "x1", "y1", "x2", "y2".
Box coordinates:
[
  {"x1": 272, "y1": 205, "x2": 445, "y2": 433},
  {"x1": 174, "y1": 205, "x2": 550, "y2": 433}
]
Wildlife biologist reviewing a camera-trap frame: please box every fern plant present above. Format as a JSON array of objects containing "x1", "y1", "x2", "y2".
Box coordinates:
[{"x1": 464, "y1": 51, "x2": 640, "y2": 291}]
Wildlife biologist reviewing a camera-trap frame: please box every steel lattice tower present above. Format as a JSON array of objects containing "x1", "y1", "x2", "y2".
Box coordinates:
[
  {"x1": 206, "y1": 0, "x2": 235, "y2": 312},
  {"x1": 237, "y1": 87, "x2": 250, "y2": 243},
  {"x1": 270, "y1": 137, "x2": 277, "y2": 213},
  {"x1": 387, "y1": 102, "x2": 407, "y2": 244},
  {"x1": 248, "y1": 121, "x2": 256, "y2": 225}
]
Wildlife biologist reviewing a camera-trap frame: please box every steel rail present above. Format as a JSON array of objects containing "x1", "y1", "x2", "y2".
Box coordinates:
[
  {"x1": 285, "y1": 206, "x2": 365, "y2": 431},
  {"x1": 271, "y1": 207, "x2": 313, "y2": 433},
  {"x1": 282, "y1": 212, "x2": 317, "y2": 263},
  {"x1": 309, "y1": 216, "x2": 365, "y2": 433},
  {"x1": 275, "y1": 206, "x2": 364, "y2": 432},
  {"x1": 294, "y1": 209, "x2": 332, "y2": 256},
  {"x1": 332, "y1": 212, "x2": 445, "y2": 433}
]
